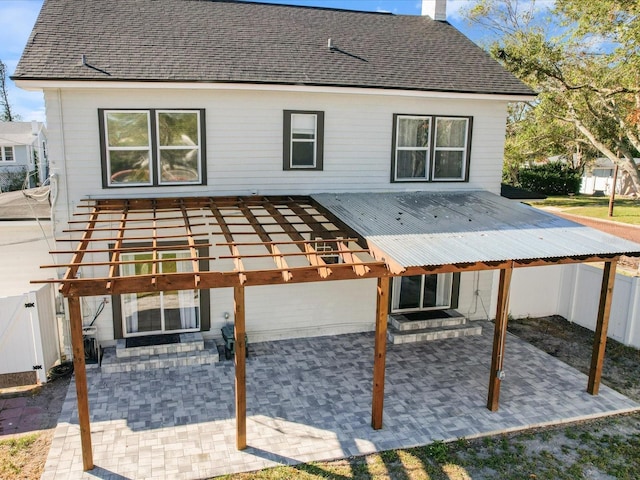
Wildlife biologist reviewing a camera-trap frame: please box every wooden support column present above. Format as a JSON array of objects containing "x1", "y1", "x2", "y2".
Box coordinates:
[
  {"x1": 371, "y1": 276, "x2": 390, "y2": 430},
  {"x1": 487, "y1": 265, "x2": 513, "y2": 412},
  {"x1": 234, "y1": 285, "x2": 247, "y2": 450},
  {"x1": 588, "y1": 260, "x2": 617, "y2": 395},
  {"x1": 67, "y1": 296, "x2": 94, "y2": 471}
]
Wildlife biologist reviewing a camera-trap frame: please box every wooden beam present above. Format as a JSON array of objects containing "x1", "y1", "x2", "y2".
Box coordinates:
[
  {"x1": 588, "y1": 260, "x2": 617, "y2": 395},
  {"x1": 67, "y1": 296, "x2": 94, "y2": 471},
  {"x1": 372, "y1": 276, "x2": 390, "y2": 429},
  {"x1": 234, "y1": 285, "x2": 247, "y2": 450},
  {"x1": 487, "y1": 264, "x2": 513, "y2": 412}
]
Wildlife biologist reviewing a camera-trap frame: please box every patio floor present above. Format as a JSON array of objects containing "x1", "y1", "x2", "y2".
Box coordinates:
[{"x1": 42, "y1": 321, "x2": 639, "y2": 480}]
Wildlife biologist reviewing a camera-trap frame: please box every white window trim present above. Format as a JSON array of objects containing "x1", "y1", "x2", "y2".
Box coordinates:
[
  {"x1": 105, "y1": 110, "x2": 153, "y2": 187},
  {"x1": 156, "y1": 110, "x2": 203, "y2": 185},
  {"x1": 290, "y1": 113, "x2": 318, "y2": 169},
  {"x1": 1, "y1": 146, "x2": 15, "y2": 163},
  {"x1": 431, "y1": 117, "x2": 469, "y2": 181},
  {"x1": 393, "y1": 114, "x2": 471, "y2": 183},
  {"x1": 394, "y1": 115, "x2": 431, "y2": 181}
]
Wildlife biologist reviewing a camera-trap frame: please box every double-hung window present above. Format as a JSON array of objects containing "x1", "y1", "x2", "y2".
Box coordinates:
[
  {"x1": 99, "y1": 109, "x2": 206, "y2": 187},
  {"x1": 283, "y1": 110, "x2": 324, "y2": 170},
  {"x1": 392, "y1": 114, "x2": 471, "y2": 182},
  {"x1": 0, "y1": 146, "x2": 14, "y2": 162}
]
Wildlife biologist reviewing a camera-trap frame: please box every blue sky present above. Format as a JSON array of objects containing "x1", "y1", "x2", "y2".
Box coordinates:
[{"x1": 0, "y1": 0, "x2": 473, "y2": 123}]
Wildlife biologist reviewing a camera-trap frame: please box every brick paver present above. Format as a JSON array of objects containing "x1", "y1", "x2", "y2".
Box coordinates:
[{"x1": 42, "y1": 322, "x2": 638, "y2": 479}]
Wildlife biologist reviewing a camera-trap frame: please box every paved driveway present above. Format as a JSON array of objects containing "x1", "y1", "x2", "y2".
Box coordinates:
[{"x1": 42, "y1": 322, "x2": 638, "y2": 480}]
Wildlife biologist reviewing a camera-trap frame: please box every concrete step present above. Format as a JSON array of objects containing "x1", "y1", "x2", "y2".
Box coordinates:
[
  {"x1": 115, "y1": 332, "x2": 204, "y2": 359},
  {"x1": 387, "y1": 323, "x2": 483, "y2": 345},
  {"x1": 101, "y1": 339, "x2": 219, "y2": 374},
  {"x1": 389, "y1": 309, "x2": 466, "y2": 331}
]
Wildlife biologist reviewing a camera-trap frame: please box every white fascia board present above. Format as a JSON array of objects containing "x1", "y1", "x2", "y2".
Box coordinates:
[{"x1": 14, "y1": 79, "x2": 536, "y2": 102}]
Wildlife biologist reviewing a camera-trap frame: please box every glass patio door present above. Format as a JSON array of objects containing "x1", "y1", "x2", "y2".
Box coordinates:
[
  {"x1": 392, "y1": 273, "x2": 453, "y2": 312},
  {"x1": 120, "y1": 251, "x2": 200, "y2": 336}
]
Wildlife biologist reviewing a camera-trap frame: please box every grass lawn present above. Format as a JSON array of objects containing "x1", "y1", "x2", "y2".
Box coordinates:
[
  {"x1": 0, "y1": 433, "x2": 49, "y2": 480},
  {"x1": 530, "y1": 195, "x2": 640, "y2": 225},
  {"x1": 214, "y1": 415, "x2": 640, "y2": 480}
]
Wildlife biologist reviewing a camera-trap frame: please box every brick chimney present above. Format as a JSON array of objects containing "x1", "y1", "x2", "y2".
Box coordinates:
[{"x1": 422, "y1": 0, "x2": 447, "y2": 21}]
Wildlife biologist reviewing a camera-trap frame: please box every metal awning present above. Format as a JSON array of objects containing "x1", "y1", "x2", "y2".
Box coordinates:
[{"x1": 313, "y1": 190, "x2": 640, "y2": 274}]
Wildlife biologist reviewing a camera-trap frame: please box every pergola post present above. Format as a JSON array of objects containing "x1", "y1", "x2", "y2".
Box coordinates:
[
  {"x1": 588, "y1": 260, "x2": 617, "y2": 395},
  {"x1": 67, "y1": 296, "x2": 94, "y2": 471},
  {"x1": 487, "y1": 265, "x2": 513, "y2": 412},
  {"x1": 371, "y1": 276, "x2": 390, "y2": 429},
  {"x1": 234, "y1": 285, "x2": 247, "y2": 450}
]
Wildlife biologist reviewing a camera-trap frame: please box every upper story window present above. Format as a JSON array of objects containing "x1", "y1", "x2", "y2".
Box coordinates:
[
  {"x1": 0, "y1": 146, "x2": 14, "y2": 162},
  {"x1": 392, "y1": 114, "x2": 472, "y2": 182},
  {"x1": 99, "y1": 109, "x2": 206, "y2": 187},
  {"x1": 283, "y1": 110, "x2": 324, "y2": 170}
]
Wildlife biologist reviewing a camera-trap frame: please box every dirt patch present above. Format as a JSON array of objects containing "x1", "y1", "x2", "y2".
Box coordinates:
[{"x1": 0, "y1": 431, "x2": 53, "y2": 480}]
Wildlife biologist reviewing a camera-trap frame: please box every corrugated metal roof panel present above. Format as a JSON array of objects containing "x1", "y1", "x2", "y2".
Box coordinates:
[{"x1": 312, "y1": 191, "x2": 640, "y2": 268}]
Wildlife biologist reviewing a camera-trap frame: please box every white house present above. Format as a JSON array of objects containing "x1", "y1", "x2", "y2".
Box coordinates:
[
  {"x1": 14, "y1": 0, "x2": 546, "y2": 347},
  {"x1": 14, "y1": 0, "x2": 640, "y2": 467},
  {"x1": 0, "y1": 121, "x2": 48, "y2": 191},
  {"x1": 580, "y1": 157, "x2": 640, "y2": 195}
]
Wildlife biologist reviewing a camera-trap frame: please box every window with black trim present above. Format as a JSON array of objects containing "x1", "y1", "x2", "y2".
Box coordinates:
[
  {"x1": 99, "y1": 109, "x2": 206, "y2": 187},
  {"x1": 392, "y1": 114, "x2": 471, "y2": 182},
  {"x1": 283, "y1": 110, "x2": 324, "y2": 170}
]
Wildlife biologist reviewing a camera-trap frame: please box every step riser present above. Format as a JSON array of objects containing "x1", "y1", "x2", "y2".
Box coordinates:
[
  {"x1": 389, "y1": 316, "x2": 466, "y2": 331},
  {"x1": 102, "y1": 353, "x2": 216, "y2": 374},
  {"x1": 116, "y1": 332, "x2": 205, "y2": 358},
  {"x1": 388, "y1": 326, "x2": 483, "y2": 345},
  {"x1": 116, "y1": 341, "x2": 204, "y2": 358}
]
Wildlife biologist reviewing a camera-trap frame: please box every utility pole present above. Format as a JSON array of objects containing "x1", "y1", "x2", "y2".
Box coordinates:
[{"x1": 608, "y1": 163, "x2": 619, "y2": 218}]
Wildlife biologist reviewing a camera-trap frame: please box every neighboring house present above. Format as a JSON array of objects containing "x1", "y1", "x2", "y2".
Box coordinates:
[
  {"x1": 580, "y1": 157, "x2": 640, "y2": 195},
  {"x1": 0, "y1": 121, "x2": 48, "y2": 191},
  {"x1": 14, "y1": 0, "x2": 640, "y2": 468}
]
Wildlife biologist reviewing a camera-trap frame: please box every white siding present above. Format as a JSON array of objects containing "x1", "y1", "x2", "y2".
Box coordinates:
[
  {"x1": 458, "y1": 271, "x2": 495, "y2": 321},
  {"x1": 46, "y1": 87, "x2": 508, "y2": 234},
  {"x1": 44, "y1": 85, "x2": 508, "y2": 342}
]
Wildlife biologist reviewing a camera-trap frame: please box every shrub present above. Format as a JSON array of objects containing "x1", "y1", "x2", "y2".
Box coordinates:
[
  {"x1": 516, "y1": 162, "x2": 582, "y2": 195},
  {"x1": 0, "y1": 166, "x2": 28, "y2": 192}
]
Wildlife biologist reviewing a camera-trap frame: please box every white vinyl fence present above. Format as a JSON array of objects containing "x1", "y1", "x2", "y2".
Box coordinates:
[
  {"x1": 506, "y1": 264, "x2": 640, "y2": 349},
  {"x1": 0, "y1": 283, "x2": 61, "y2": 385}
]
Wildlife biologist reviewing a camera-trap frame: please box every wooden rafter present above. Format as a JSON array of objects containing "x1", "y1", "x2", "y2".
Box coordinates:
[{"x1": 105, "y1": 201, "x2": 129, "y2": 292}]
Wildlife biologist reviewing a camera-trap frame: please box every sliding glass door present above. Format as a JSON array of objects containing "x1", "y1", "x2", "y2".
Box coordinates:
[
  {"x1": 120, "y1": 251, "x2": 200, "y2": 336},
  {"x1": 391, "y1": 273, "x2": 453, "y2": 313}
]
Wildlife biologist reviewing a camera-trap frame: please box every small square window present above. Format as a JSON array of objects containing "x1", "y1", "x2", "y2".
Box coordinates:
[{"x1": 283, "y1": 110, "x2": 324, "y2": 170}]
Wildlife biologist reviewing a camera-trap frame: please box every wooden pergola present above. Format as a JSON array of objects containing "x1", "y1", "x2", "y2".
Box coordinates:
[{"x1": 36, "y1": 195, "x2": 622, "y2": 471}]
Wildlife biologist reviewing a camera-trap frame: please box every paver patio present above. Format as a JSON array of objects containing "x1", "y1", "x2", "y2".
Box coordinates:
[{"x1": 41, "y1": 321, "x2": 639, "y2": 480}]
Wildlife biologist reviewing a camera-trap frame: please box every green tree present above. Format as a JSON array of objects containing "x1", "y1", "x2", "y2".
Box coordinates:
[{"x1": 464, "y1": 0, "x2": 640, "y2": 194}]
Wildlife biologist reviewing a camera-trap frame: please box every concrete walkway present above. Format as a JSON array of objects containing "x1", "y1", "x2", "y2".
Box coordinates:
[{"x1": 41, "y1": 322, "x2": 639, "y2": 480}]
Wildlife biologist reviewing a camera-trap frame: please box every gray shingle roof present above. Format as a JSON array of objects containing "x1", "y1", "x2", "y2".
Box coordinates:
[{"x1": 14, "y1": 0, "x2": 535, "y2": 96}]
